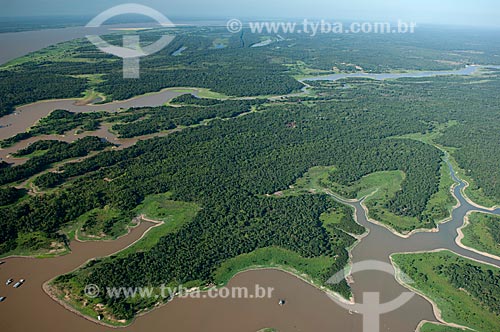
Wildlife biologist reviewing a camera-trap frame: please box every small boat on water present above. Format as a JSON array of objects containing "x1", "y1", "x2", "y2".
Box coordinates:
[
  {"x1": 13, "y1": 279, "x2": 25, "y2": 288},
  {"x1": 5, "y1": 279, "x2": 13, "y2": 285},
  {"x1": 0, "y1": 296, "x2": 6, "y2": 302},
  {"x1": 279, "y1": 299, "x2": 286, "y2": 306}
]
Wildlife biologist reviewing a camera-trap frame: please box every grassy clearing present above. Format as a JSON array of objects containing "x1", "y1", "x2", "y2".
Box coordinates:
[
  {"x1": 284, "y1": 166, "x2": 404, "y2": 201},
  {"x1": 196, "y1": 88, "x2": 231, "y2": 99},
  {"x1": 71, "y1": 74, "x2": 107, "y2": 104},
  {"x1": 391, "y1": 125, "x2": 458, "y2": 222},
  {"x1": 282, "y1": 166, "x2": 334, "y2": 196},
  {"x1": 341, "y1": 169, "x2": 441, "y2": 233},
  {"x1": 13, "y1": 149, "x2": 48, "y2": 159},
  {"x1": 213, "y1": 246, "x2": 335, "y2": 287},
  {"x1": 282, "y1": 159, "x2": 456, "y2": 233},
  {"x1": 49, "y1": 193, "x2": 201, "y2": 326},
  {"x1": 74, "y1": 206, "x2": 133, "y2": 241},
  {"x1": 395, "y1": 123, "x2": 499, "y2": 209},
  {"x1": 286, "y1": 61, "x2": 336, "y2": 78},
  {"x1": 321, "y1": 168, "x2": 433, "y2": 232},
  {"x1": 447, "y1": 156, "x2": 499, "y2": 208},
  {"x1": 285, "y1": 166, "x2": 421, "y2": 232},
  {"x1": 58, "y1": 193, "x2": 199, "y2": 256},
  {"x1": 116, "y1": 193, "x2": 200, "y2": 257},
  {"x1": 212, "y1": 38, "x2": 229, "y2": 48},
  {"x1": 79, "y1": 89, "x2": 104, "y2": 104},
  {"x1": 392, "y1": 251, "x2": 500, "y2": 332},
  {"x1": 333, "y1": 170, "x2": 404, "y2": 201},
  {"x1": 393, "y1": 121, "x2": 459, "y2": 146},
  {"x1": 0, "y1": 231, "x2": 68, "y2": 259},
  {"x1": 321, "y1": 204, "x2": 350, "y2": 229},
  {"x1": 461, "y1": 213, "x2": 500, "y2": 257},
  {"x1": 387, "y1": 126, "x2": 466, "y2": 230},
  {"x1": 61, "y1": 207, "x2": 130, "y2": 242},
  {"x1": 365, "y1": 159, "x2": 457, "y2": 233},
  {"x1": 72, "y1": 73, "x2": 105, "y2": 85}
]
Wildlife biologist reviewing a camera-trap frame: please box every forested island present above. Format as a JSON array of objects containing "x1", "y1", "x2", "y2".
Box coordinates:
[{"x1": 1, "y1": 26, "x2": 500, "y2": 330}]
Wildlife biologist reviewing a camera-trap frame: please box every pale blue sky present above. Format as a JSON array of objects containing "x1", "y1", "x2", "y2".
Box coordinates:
[{"x1": 2, "y1": 0, "x2": 500, "y2": 27}]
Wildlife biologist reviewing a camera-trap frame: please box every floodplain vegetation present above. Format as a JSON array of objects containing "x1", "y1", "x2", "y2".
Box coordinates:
[{"x1": 1, "y1": 27, "x2": 500, "y2": 328}]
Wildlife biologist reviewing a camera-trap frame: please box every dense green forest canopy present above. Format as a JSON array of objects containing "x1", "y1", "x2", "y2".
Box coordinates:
[
  {"x1": 2, "y1": 26, "x2": 500, "y2": 116},
  {"x1": 393, "y1": 252, "x2": 500, "y2": 332},
  {"x1": 0, "y1": 136, "x2": 113, "y2": 186},
  {"x1": 1, "y1": 26, "x2": 500, "y2": 321},
  {"x1": 110, "y1": 98, "x2": 266, "y2": 138}
]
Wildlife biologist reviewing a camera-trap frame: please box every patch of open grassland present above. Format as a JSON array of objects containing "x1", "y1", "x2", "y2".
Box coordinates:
[
  {"x1": 392, "y1": 251, "x2": 500, "y2": 332},
  {"x1": 461, "y1": 213, "x2": 500, "y2": 257}
]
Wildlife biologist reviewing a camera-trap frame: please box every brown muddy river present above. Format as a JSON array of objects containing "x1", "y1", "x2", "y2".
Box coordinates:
[
  {"x1": 1, "y1": 250, "x2": 364, "y2": 332},
  {"x1": 0, "y1": 89, "x2": 190, "y2": 141},
  {"x1": 2, "y1": 158, "x2": 499, "y2": 331},
  {"x1": 0, "y1": 23, "x2": 164, "y2": 66},
  {"x1": 1, "y1": 35, "x2": 500, "y2": 330},
  {"x1": 0, "y1": 89, "x2": 194, "y2": 164}
]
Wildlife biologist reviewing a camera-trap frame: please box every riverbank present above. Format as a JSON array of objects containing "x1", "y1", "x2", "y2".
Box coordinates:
[
  {"x1": 446, "y1": 156, "x2": 500, "y2": 210},
  {"x1": 391, "y1": 253, "x2": 471, "y2": 331},
  {"x1": 391, "y1": 250, "x2": 500, "y2": 332},
  {"x1": 46, "y1": 202, "x2": 361, "y2": 327},
  {"x1": 328, "y1": 179, "x2": 457, "y2": 240},
  {"x1": 44, "y1": 216, "x2": 165, "y2": 328},
  {"x1": 46, "y1": 255, "x2": 357, "y2": 329},
  {"x1": 455, "y1": 212, "x2": 500, "y2": 261}
]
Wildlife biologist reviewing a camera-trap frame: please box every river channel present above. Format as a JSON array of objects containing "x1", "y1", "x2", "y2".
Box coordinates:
[{"x1": 1, "y1": 45, "x2": 499, "y2": 330}]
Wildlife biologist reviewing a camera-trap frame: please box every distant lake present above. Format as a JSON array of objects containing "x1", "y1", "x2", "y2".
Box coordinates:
[
  {"x1": 300, "y1": 65, "x2": 500, "y2": 82},
  {"x1": 2, "y1": 26, "x2": 500, "y2": 331}
]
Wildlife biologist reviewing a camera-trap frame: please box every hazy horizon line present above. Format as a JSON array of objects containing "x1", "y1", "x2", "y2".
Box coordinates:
[{"x1": 1, "y1": 15, "x2": 500, "y2": 30}]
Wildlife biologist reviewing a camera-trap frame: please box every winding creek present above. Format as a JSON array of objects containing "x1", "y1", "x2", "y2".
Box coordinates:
[
  {"x1": 1, "y1": 65, "x2": 500, "y2": 331},
  {"x1": 328, "y1": 160, "x2": 500, "y2": 330},
  {"x1": 1, "y1": 154, "x2": 499, "y2": 332}
]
